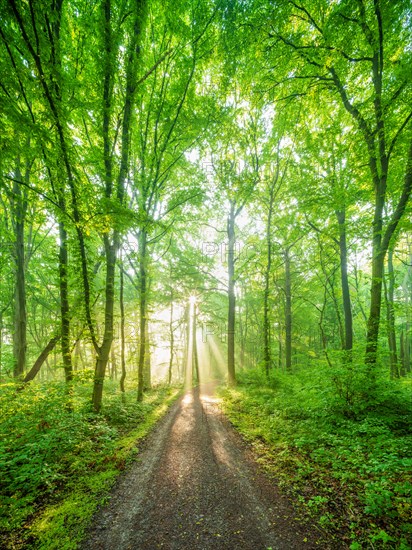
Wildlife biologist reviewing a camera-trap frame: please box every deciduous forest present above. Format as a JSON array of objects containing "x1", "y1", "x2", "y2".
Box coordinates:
[{"x1": 0, "y1": 0, "x2": 411, "y2": 548}]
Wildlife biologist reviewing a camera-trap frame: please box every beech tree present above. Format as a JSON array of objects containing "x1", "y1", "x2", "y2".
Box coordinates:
[
  {"x1": 266, "y1": 0, "x2": 412, "y2": 374},
  {"x1": 0, "y1": 0, "x2": 410, "y2": 402}
]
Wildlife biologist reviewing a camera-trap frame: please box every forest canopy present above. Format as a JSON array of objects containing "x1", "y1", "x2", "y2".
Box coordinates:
[
  {"x1": 0, "y1": 0, "x2": 410, "y2": 405},
  {"x1": 1, "y1": 0, "x2": 412, "y2": 547}
]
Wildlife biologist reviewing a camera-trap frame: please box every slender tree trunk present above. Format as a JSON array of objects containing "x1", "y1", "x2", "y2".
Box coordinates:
[
  {"x1": 120, "y1": 259, "x2": 126, "y2": 396},
  {"x1": 74, "y1": 338, "x2": 81, "y2": 371},
  {"x1": 183, "y1": 303, "x2": 190, "y2": 385},
  {"x1": 239, "y1": 300, "x2": 245, "y2": 370},
  {"x1": 263, "y1": 193, "x2": 274, "y2": 376},
  {"x1": 12, "y1": 162, "x2": 27, "y2": 379},
  {"x1": 110, "y1": 346, "x2": 117, "y2": 380},
  {"x1": 336, "y1": 209, "x2": 353, "y2": 353},
  {"x1": 405, "y1": 326, "x2": 411, "y2": 375},
  {"x1": 284, "y1": 247, "x2": 292, "y2": 371},
  {"x1": 13, "y1": 224, "x2": 26, "y2": 378},
  {"x1": 227, "y1": 201, "x2": 236, "y2": 386},
  {"x1": 0, "y1": 310, "x2": 3, "y2": 382},
  {"x1": 193, "y1": 301, "x2": 199, "y2": 385},
  {"x1": 144, "y1": 322, "x2": 151, "y2": 390},
  {"x1": 400, "y1": 246, "x2": 412, "y2": 375},
  {"x1": 92, "y1": 0, "x2": 143, "y2": 411},
  {"x1": 23, "y1": 334, "x2": 60, "y2": 383},
  {"x1": 168, "y1": 291, "x2": 174, "y2": 385},
  {"x1": 59, "y1": 222, "x2": 72, "y2": 382},
  {"x1": 399, "y1": 330, "x2": 406, "y2": 377},
  {"x1": 384, "y1": 246, "x2": 399, "y2": 378},
  {"x1": 278, "y1": 330, "x2": 282, "y2": 368},
  {"x1": 92, "y1": 237, "x2": 117, "y2": 412},
  {"x1": 365, "y1": 243, "x2": 386, "y2": 372},
  {"x1": 137, "y1": 229, "x2": 147, "y2": 401}
]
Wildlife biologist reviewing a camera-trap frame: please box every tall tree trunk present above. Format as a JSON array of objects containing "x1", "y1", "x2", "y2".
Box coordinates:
[
  {"x1": 74, "y1": 338, "x2": 81, "y2": 371},
  {"x1": 92, "y1": 237, "x2": 117, "y2": 412},
  {"x1": 384, "y1": 246, "x2": 399, "y2": 378},
  {"x1": 284, "y1": 247, "x2": 292, "y2": 371},
  {"x1": 59, "y1": 222, "x2": 72, "y2": 382},
  {"x1": 144, "y1": 322, "x2": 151, "y2": 390},
  {"x1": 120, "y1": 258, "x2": 126, "y2": 396},
  {"x1": 401, "y1": 246, "x2": 412, "y2": 375},
  {"x1": 183, "y1": 302, "x2": 190, "y2": 387},
  {"x1": 239, "y1": 300, "x2": 245, "y2": 370},
  {"x1": 193, "y1": 301, "x2": 199, "y2": 385},
  {"x1": 278, "y1": 320, "x2": 282, "y2": 368},
  {"x1": 399, "y1": 330, "x2": 406, "y2": 377},
  {"x1": 12, "y1": 162, "x2": 27, "y2": 379},
  {"x1": 168, "y1": 291, "x2": 174, "y2": 385},
  {"x1": 365, "y1": 232, "x2": 386, "y2": 371},
  {"x1": 137, "y1": 229, "x2": 147, "y2": 402},
  {"x1": 92, "y1": 0, "x2": 143, "y2": 412},
  {"x1": 227, "y1": 201, "x2": 236, "y2": 386},
  {"x1": 110, "y1": 346, "x2": 117, "y2": 380},
  {"x1": 263, "y1": 192, "x2": 274, "y2": 377},
  {"x1": 405, "y1": 327, "x2": 411, "y2": 375},
  {"x1": 336, "y1": 209, "x2": 353, "y2": 353},
  {"x1": 0, "y1": 310, "x2": 3, "y2": 382},
  {"x1": 329, "y1": 21, "x2": 412, "y2": 371}
]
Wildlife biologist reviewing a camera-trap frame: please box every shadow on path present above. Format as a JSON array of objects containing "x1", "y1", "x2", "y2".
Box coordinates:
[{"x1": 82, "y1": 384, "x2": 335, "y2": 549}]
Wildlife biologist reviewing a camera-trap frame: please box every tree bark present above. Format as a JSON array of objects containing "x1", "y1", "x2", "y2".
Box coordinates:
[
  {"x1": 120, "y1": 258, "x2": 126, "y2": 396},
  {"x1": 193, "y1": 301, "x2": 199, "y2": 385},
  {"x1": 144, "y1": 322, "x2": 151, "y2": 390},
  {"x1": 23, "y1": 334, "x2": 60, "y2": 383},
  {"x1": 336, "y1": 209, "x2": 353, "y2": 353},
  {"x1": 92, "y1": 1, "x2": 143, "y2": 412},
  {"x1": 227, "y1": 201, "x2": 236, "y2": 386},
  {"x1": 137, "y1": 229, "x2": 147, "y2": 402},
  {"x1": 330, "y1": 57, "x2": 412, "y2": 371},
  {"x1": 239, "y1": 299, "x2": 245, "y2": 370},
  {"x1": 0, "y1": 310, "x2": 3, "y2": 382},
  {"x1": 92, "y1": 237, "x2": 117, "y2": 411},
  {"x1": 12, "y1": 161, "x2": 28, "y2": 379},
  {"x1": 399, "y1": 327, "x2": 410, "y2": 377},
  {"x1": 384, "y1": 246, "x2": 399, "y2": 378},
  {"x1": 110, "y1": 345, "x2": 117, "y2": 380},
  {"x1": 59, "y1": 221, "x2": 72, "y2": 381},
  {"x1": 263, "y1": 190, "x2": 275, "y2": 376},
  {"x1": 284, "y1": 247, "x2": 292, "y2": 371},
  {"x1": 168, "y1": 291, "x2": 174, "y2": 385},
  {"x1": 183, "y1": 302, "x2": 190, "y2": 386}
]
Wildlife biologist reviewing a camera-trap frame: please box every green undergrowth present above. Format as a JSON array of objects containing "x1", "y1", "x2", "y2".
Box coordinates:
[
  {"x1": 219, "y1": 368, "x2": 412, "y2": 549},
  {"x1": 0, "y1": 377, "x2": 180, "y2": 549}
]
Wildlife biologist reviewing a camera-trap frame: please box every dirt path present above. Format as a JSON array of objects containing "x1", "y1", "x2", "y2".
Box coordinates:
[{"x1": 81, "y1": 385, "x2": 335, "y2": 549}]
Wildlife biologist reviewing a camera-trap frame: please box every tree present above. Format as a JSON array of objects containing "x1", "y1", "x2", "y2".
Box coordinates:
[
  {"x1": 210, "y1": 109, "x2": 259, "y2": 384},
  {"x1": 268, "y1": 0, "x2": 412, "y2": 374}
]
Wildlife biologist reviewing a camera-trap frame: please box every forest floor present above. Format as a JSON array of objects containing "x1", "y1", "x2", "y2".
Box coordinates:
[{"x1": 81, "y1": 382, "x2": 335, "y2": 550}]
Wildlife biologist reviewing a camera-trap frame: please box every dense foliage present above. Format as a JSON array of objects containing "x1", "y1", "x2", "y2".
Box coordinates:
[
  {"x1": 0, "y1": 380, "x2": 178, "y2": 548},
  {"x1": 0, "y1": 0, "x2": 411, "y2": 546},
  {"x1": 221, "y1": 370, "x2": 412, "y2": 549}
]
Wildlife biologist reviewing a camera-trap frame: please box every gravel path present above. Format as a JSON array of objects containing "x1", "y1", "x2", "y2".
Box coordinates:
[{"x1": 81, "y1": 384, "x2": 336, "y2": 549}]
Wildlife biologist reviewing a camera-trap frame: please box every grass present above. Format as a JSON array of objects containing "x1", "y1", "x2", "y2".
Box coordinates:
[
  {"x1": 219, "y1": 367, "x2": 412, "y2": 550},
  {"x1": 0, "y1": 374, "x2": 180, "y2": 549}
]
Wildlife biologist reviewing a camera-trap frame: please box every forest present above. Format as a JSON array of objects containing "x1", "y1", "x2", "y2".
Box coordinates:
[{"x1": 0, "y1": 0, "x2": 411, "y2": 548}]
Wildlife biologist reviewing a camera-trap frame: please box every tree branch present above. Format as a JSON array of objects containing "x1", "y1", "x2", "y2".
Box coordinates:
[{"x1": 382, "y1": 138, "x2": 412, "y2": 253}]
